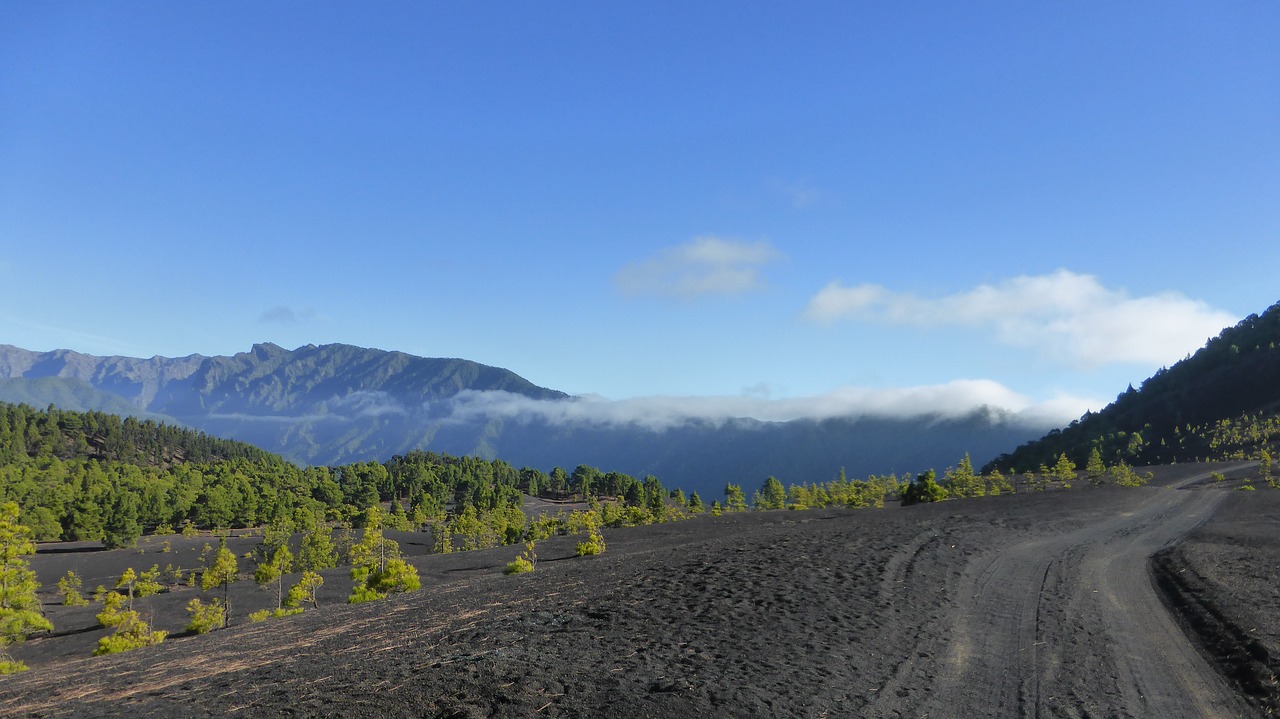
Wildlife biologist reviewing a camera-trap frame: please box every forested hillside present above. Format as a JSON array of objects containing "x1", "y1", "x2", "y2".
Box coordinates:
[
  {"x1": 0, "y1": 402, "x2": 689, "y2": 548},
  {"x1": 0, "y1": 403, "x2": 276, "y2": 467},
  {"x1": 987, "y1": 301, "x2": 1280, "y2": 473},
  {"x1": 0, "y1": 402, "x2": 340, "y2": 544}
]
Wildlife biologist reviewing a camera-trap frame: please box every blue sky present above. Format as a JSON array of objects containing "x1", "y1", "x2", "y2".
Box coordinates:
[{"x1": 2, "y1": 2, "x2": 1278, "y2": 426}]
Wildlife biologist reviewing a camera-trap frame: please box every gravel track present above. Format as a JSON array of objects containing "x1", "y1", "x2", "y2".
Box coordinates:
[{"x1": 897, "y1": 465, "x2": 1258, "y2": 719}]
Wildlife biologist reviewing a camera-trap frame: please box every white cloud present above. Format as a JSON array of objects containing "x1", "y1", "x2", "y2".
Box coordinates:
[
  {"x1": 329, "y1": 390, "x2": 409, "y2": 418},
  {"x1": 206, "y1": 412, "x2": 336, "y2": 424},
  {"x1": 258, "y1": 306, "x2": 317, "y2": 324},
  {"x1": 771, "y1": 180, "x2": 824, "y2": 209},
  {"x1": 443, "y1": 381, "x2": 1095, "y2": 432},
  {"x1": 614, "y1": 236, "x2": 782, "y2": 299},
  {"x1": 804, "y1": 269, "x2": 1238, "y2": 367}
]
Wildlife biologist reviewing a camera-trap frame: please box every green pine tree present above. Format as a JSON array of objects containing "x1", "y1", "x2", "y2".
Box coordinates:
[
  {"x1": 284, "y1": 571, "x2": 324, "y2": 610},
  {"x1": 254, "y1": 544, "x2": 294, "y2": 609},
  {"x1": 1051, "y1": 453, "x2": 1078, "y2": 487},
  {"x1": 687, "y1": 491, "x2": 704, "y2": 513},
  {"x1": 1, "y1": 503, "x2": 53, "y2": 673},
  {"x1": 724, "y1": 484, "x2": 747, "y2": 512},
  {"x1": 103, "y1": 491, "x2": 143, "y2": 549},
  {"x1": 201, "y1": 539, "x2": 239, "y2": 628},
  {"x1": 757, "y1": 477, "x2": 787, "y2": 510},
  {"x1": 298, "y1": 522, "x2": 337, "y2": 571},
  {"x1": 1085, "y1": 448, "x2": 1107, "y2": 486},
  {"x1": 901, "y1": 470, "x2": 948, "y2": 506},
  {"x1": 943, "y1": 453, "x2": 984, "y2": 498}
]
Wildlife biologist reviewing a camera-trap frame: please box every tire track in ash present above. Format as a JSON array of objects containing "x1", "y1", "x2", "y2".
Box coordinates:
[
  {"x1": 909, "y1": 467, "x2": 1257, "y2": 719},
  {"x1": 864, "y1": 529, "x2": 946, "y2": 709},
  {"x1": 1043, "y1": 476, "x2": 1256, "y2": 718}
]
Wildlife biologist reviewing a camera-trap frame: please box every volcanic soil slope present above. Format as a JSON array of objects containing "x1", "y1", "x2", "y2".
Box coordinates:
[{"x1": 3, "y1": 465, "x2": 1276, "y2": 718}]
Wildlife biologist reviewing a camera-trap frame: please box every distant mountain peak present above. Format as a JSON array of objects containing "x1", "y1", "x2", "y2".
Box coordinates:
[
  {"x1": 249, "y1": 342, "x2": 286, "y2": 357},
  {"x1": 0, "y1": 342, "x2": 566, "y2": 413}
]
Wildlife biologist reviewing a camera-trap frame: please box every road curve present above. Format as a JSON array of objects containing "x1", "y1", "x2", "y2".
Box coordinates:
[{"x1": 877, "y1": 466, "x2": 1258, "y2": 719}]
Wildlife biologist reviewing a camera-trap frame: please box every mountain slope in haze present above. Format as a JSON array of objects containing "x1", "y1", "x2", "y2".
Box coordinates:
[
  {"x1": 0, "y1": 376, "x2": 162, "y2": 419},
  {"x1": 484, "y1": 409, "x2": 1038, "y2": 495},
  {"x1": 0, "y1": 342, "x2": 569, "y2": 462},
  {"x1": 0, "y1": 345, "x2": 207, "y2": 410},
  {"x1": 988, "y1": 300, "x2": 1280, "y2": 473},
  {"x1": 0, "y1": 342, "x2": 566, "y2": 416},
  {"x1": 0, "y1": 342, "x2": 1046, "y2": 500}
]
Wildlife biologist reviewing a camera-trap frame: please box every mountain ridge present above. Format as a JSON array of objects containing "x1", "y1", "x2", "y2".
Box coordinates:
[{"x1": 0, "y1": 342, "x2": 1046, "y2": 499}]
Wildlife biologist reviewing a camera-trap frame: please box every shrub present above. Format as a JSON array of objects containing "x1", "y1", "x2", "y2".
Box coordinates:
[
  {"x1": 368, "y1": 558, "x2": 421, "y2": 594},
  {"x1": 1109, "y1": 462, "x2": 1150, "y2": 487},
  {"x1": 985, "y1": 468, "x2": 1014, "y2": 495},
  {"x1": 93, "y1": 591, "x2": 167, "y2": 655},
  {"x1": 94, "y1": 623, "x2": 167, "y2": 656},
  {"x1": 576, "y1": 531, "x2": 606, "y2": 556},
  {"x1": 347, "y1": 581, "x2": 384, "y2": 604},
  {"x1": 284, "y1": 571, "x2": 324, "y2": 609},
  {"x1": 503, "y1": 541, "x2": 537, "y2": 576},
  {"x1": 348, "y1": 558, "x2": 421, "y2": 603},
  {"x1": 503, "y1": 557, "x2": 534, "y2": 575},
  {"x1": 901, "y1": 470, "x2": 948, "y2": 506},
  {"x1": 185, "y1": 598, "x2": 224, "y2": 634},
  {"x1": 249, "y1": 608, "x2": 303, "y2": 623},
  {"x1": 58, "y1": 571, "x2": 88, "y2": 606},
  {"x1": 96, "y1": 592, "x2": 130, "y2": 628}
]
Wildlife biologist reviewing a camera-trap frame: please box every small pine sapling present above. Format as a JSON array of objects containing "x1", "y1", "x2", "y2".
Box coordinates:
[
  {"x1": 185, "y1": 598, "x2": 224, "y2": 634},
  {"x1": 284, "y1": 571, "x2": 324, "y2": 610},
  {"x1": 58, "y1": 570, "x2": 89, "y2": 606},
  {"x1": 93, "y1": 583, "x2": 167, "y2": 655},
  {"x1": 575, "y1": 513, "x2": 606, "y2": 556},
  {"x1": 248, "y1": 607, "x2": 303, "y2": 623},
  {"x1": 254, "y1": 544, "x2": 294, "y2": 610},
  {"x1": 1085, "y1": 448, "x2": 1108, "y2": 486},
  {"x1": 985, "y1": 468, "x2": 1014, "y2": 496},
  {"x1": 0, "y1": 503, "x2": 53, "y2": 673},
  {"x1": 348, "y1": 509, "x2": 420, "y2": 603},
  {"x1": 504, "y1": 541, "x2": 537, "y2": 575},
  {"x1": 201, "y1": 539, "x2": 239, "y2": 628}
]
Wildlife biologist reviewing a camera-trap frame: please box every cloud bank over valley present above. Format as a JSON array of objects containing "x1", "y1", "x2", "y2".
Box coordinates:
[{"x1": 286, "y1": 382, "x2": 1096, "y2": 434}]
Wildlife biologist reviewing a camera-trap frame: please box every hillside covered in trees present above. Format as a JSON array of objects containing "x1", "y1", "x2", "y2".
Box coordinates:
[
  {"x1": 0, "y1": 402, "x2": 706, "y2": 548},
  {"x1": 0, "y1": 403, "x2": 278, "y2": 468},
  {"x1": 987, "y1": 301, "x2": 1280, "y2": 473}
]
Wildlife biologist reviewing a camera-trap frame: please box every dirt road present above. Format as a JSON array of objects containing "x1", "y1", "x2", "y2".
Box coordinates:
[{"x1": 873, "y1": 466, "x2": 1257, "y2": 719}]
